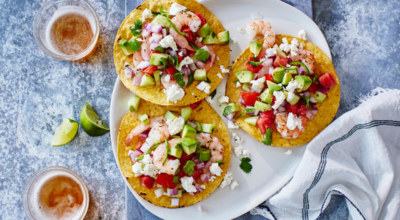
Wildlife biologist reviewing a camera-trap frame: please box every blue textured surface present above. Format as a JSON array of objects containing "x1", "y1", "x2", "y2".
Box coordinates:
[{"x1": 1, "y1": 0, "x2": 399, "y2": 219}]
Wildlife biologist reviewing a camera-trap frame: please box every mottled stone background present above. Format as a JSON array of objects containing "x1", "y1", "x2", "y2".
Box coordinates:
[{"x1": 0, "y1": 0, "x2": 399, "y2": 219}]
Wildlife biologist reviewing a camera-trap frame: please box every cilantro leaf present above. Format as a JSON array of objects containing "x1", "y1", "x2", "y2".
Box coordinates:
[
  {"x1": 172, "y1": 72, "x2": 186, "y2": 87},
  {"x1": 186, "y1": 73, "x2": 194, "y2": 87},
  {"x1": 302, "y1": 96, "x2": 313, "y2": 109},
  {"x1": 170, "y1": 56, "x2": 179, "y2": 69},
  {"x1": 222, "y1": 105, "x2": 232, "y2": 117},
  {"x1": 193, "y1": 49, "x2": 210, "y2": 62},
  {"x1": 130, "y1": 19, "x2": 143, "y2": 36},
  {"x1": 240, "y1": 157, "x2": 253, "y2": 173}
]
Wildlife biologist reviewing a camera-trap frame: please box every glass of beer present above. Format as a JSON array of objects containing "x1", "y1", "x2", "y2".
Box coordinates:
[
  {"x1": 23, "y1": 166, "x2": 89, "y2": 220},
  {"x1": 33, "y1": 0, "x2": 100, "y2": 61}
]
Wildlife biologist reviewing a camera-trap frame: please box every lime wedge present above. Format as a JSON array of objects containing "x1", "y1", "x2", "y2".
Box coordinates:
[
  {"x1": 80, "y1": 102, "x2": 110, "y2": 136},
  {"x1": 51, "y1": 119, "x2": 79, "y2": 146}
]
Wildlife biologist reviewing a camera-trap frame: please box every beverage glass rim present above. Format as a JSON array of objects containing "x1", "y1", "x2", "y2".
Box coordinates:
[
  {"x1": 32, "y1": 0, "x2": 100, "y2": 61},
  {"x1": 23, "y1": 166, "x2": 90, "y2": 220}
]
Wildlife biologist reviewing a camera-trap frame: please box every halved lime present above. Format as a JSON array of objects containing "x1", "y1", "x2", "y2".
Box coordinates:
[
  {"x1": 80, "y1": 102, "x2": 110, "y2": 136},
  {"x1": 51, "y1": 119, "x2": 79, "y2": 146}
]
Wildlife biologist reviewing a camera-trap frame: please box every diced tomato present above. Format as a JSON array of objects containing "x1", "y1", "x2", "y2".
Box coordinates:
[
  {"x1": 286, "y1": 103, "x2": 299, "y2": 115},
  {"x1": 142, "y1": 65, "x2": 157, "y2": 74},
  {"x1": 265, "y1": 74, "x2": 274, "y2": 82},
  {"x1": 140, "y1": 175, "x2": 155, "y2": 189},
  {"x1": 273, "y1": 55, "x2": 288, "y2": 68},
  {"x1": 308, "y1": 83, "x2": 318, "y2": 94},
  {"x1": 297, "y1": 104, "x2": 307, "y2": 117},
  {"x1": 257, "y1": 110, "x2": 275, "y2": 133},
  {"x1": 259, "y1": 110, "x2": 274, "y2": 119},
  {"x1": 181, "y1": 154, "x2": 193, "y2": 165},
  {"x1": 182, "y1": 26, "x2": 196, "y2": 43},
  {"x1": 319, "y1": 72, "x2": 336, "y2": 89},
  {"x1": 195, "y1": 13, "x2": 207, "y2": 26},
  {"x1": 240, "y1": 91, "x2": 260, "y2": 106},
  {"x1": 192, "y1": 169, "x2": 201, "y2": 179},
  {"x1": 190, "y1": 101, "x2": 201, "y2": 110},
  {"x1": 156, "y1": 173, "x2": 177, "y2": 189},
  {"x1": 151, "y1": 50, "x2": 160, "y2": 54},
  {"x1": 246, "y1": 57, "x2": 263, "y2": 73},
  {"x1": 166, "y1": 66, "x2": 178, "y2": 75},
  {"x1": 177, "y1": 55, "x2": 184, "y2": 63}
]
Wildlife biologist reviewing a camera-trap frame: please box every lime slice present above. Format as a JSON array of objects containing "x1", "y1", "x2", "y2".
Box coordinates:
[
  {"x1": 80, "y1": 102, "x2": 110, "y2": 136},
  {"x1": 51, "y1": 119, "x2": 79, "y2": 146}
]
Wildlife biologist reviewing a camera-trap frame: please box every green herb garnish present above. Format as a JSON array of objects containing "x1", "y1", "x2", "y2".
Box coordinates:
[
  {"x1": 168, "y1": 19, "x2": 188, "y2": 37},
  {"x1": 239, "y1": 108, "x2": 256, "y2": 117},
  {"x1": 193, "y1": 49, "x2": 210, "y2": 62},
  {"x1": 187, "y1": 73, "x2": 194, "y2": 87},
  {"x1": 130, "y1": 19, "x2": 143, "y2": 36},
  {"x1": 289, "y1": 61, "x2": 309, "y2": 75},
  {"x1": 262, "y1": 128, "x2": 273, "y2": 145},
  {"x1": 222, "y1": 105, "x2": 232, "y2": 117},
  {"x1": 215, "y1": 160, "x2": 224, "y2": 165},
  {"x1": 302, "y1": 96, "x2": 313, "y2": 109},
  {"x1": 154, "y1": 46, "x2": 165, "y2": 53},
  {"x1": 183, "y1": 160, "x2": 196, "y2": 175},
  {"x1": 170, "y1": 56, "x2": 179, "y2": 69},
  {"x1": 240, "y1": 157, "x2": 252, "y2": 173},
  {"x1": 172, "y1": 72, "x2": 186, "y2": 87}
]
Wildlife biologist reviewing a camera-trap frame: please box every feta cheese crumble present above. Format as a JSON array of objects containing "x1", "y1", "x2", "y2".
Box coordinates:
[
  {"x1": 218, "y1": 96, "x2": 229, "y2": 104},
  {"x1": 286, "y1": 112, "x2": 303, "y2": 130},
  {"x1": 169, "y1": 3, "x2": 187, "y2": 16},
  {"x1": 265, "y1": 47, "x2": 276, "y2": 57},
  {"x1": 131, "y1": 155, "x2": 159, "y2": 178},
  {"x1": 178, "y1": 56, "x2": 194, "y2": 71},
  {"x1": 219, "y1": 65, "x2": 230, "y2": 73},
  {"x1": 285, "y1": 149, "x2": 293, "y2": 155},
  {"x1": 228, "y1": 120, "x2": 239, "y2": 129},
  {"x1": 298, "y1": 29, "x2": 307, "y2": 40},
  {"x1": 236, "y1": 81, "x2": 241, "y2": 88},
  {"x1": 250, "y1": 76, "x2": 266, "y2": 93},
  {"x1": 142, "y1": 8, "x2": 153, "y2": 20},
  {"x1": 210, "y1": 163, "x2": 223, "y2": 176},
  {"x1": 196, "y1": 81, "x2": 211, "y2": 93},
  {"x1": 166, "y1": 84, "x2": 185, "y2": 103},
  {"x1": 220, "y1": 171, "x2": 233, "y2": 189},
  {"x1": 290, "y1": 38, "x2": 299, "y2": 56},
  {"x1": 217, "y1": 73, "x2": 223, "y2": 79},
  {"x1": 181, "y1": 176, "x2": 197, "y2": 193},
  {"x1": 272, "y1": 91, "x2": 285, "y2": 110},
  {"x1": 232, "y1": 132, "x2": 243, "y2": 144},
  {"x1": 234, "y1": 146, "x2": 244, "y2": 157},
  {"x1": 160, "y1": 35, "x2": 178, "y2": 51},
  {"x1": 166, "y1": 116, "x2": 185, "y2": 135},
  {"x1": 230, "y1": 181, "x2": 239, "y2": 190},
  {"x1": 279, "y1": 37, "x2": 291, "y2": 53},
  {"x1": 189, "y1": 19, "x2": 201, "y2": 32}
]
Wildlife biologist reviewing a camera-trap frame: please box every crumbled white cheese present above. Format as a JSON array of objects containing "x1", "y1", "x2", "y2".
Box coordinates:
[
  {"x1": 250, "y1": 76, "x2": 266, "y2": 93},
  {"x1": 242, "y1": 149, "x2": 250, "y2": 157},
  {"x1": 290, "y1": 38, "x2": 299, "y2": 56},
  {"x1": 149, "y1": 33, "x2": 163, "y2": 43},
  {"x1": 169, "y1": 3, "x2": 187, "y2": 16},
  {"x1": 231, "y1": 38, "x2": 237, "y2": 44},
  {"x1": 178, "y1": 56, "x2": 194, "y2": 71},
  {"x1": 142, "y1": 8, "x2": 153, "y2": 20},
  {"x1": 232, "y1": 132, "x2": 243, "y2": 144},
  {"x1": 236, "y1": 81, "x2": 241, "y2": 88},
  {"x1": 132, "y1": 163, "x2": 142, "y2": 177},
  {"x1": 137, "y1": 61, "x2": 150, "y2": 69},
  {"x1": 166, "y1": 116, "x2": 185, "y2": 135},
  {"x1": 196, "y1": 81, "x2": 211, "y2": 93},
  {"x1": 272, "y1": 91, "x2": 285, "y2": 109},
  {"x1": 210, "y1": 163, "x2": 223, "y2": 176},
  {"x1": 125, "y1": 67, "x2": 133, "y2": 79},
  {"x1": 154, "y1": 188, "x2": 164, "y2": 198},
  {"x1": 286, "y1": 79, "x2": 302, "y2": 92},
  {"x1": 142, "y1": 164, "x2": 158, "y2": 178},
  {"x1": 285, "y1": 149, "x2": 293, "y2": 155},
  {"x1": 141, "y1": 154, "x2": 153, "y2": 164},
  {"x1": 218, "y1": 96, "x2": 229, "y2": 104},
  {"x1": 131, "y1": 155, "x2": 159, "y2": 178},
  {"x1": 189, "y1": 19, "x2": 201, "y2": 32},
  {"x1": 164, "y1": 74, "x2": 171, "y2": 83},
  {"x1": 220, "y1": 171, "x2": 233, "y2": 189},
  {"x1": 200, "y1": 184, "x2": 206, "y2": 189},
  {"x1": 287, "y1": 91, "x2": 296, "y2": 103},
  {"x1": 168, "y1": 159, "x2": 180, "y2": 173},
  {"x1": 220, "y1": 65, "x2": 230, "y2": 73},
  {"x1": 228, "y1": 120, "x2": 239, "y2": 129},
  {"x1": 230, "y1": 181, "x2": 239, "y2": 190},
  {"x1": 217, "y1": 73, "x2": 223, "y2": 79},
  {"x1": 160, "y1": 35, "x2": 178, "y2": 51},
  {"x1": 145, "y1": 128, "x2": 162, "y2": 147},
  {"x1": 287, "y1": 112, "x2": 303, "y2": 130},
  {"x1": 166, "y1": 84, "x2": 185, "y2": 103},
  {"x1": 234, "y1": 146, "x2": 243, "y2": 157},
  {"x1": 171, "y1": 198, "x2": 179, "y2": 207},
  {"x1": 279, "y1": 37, "x2": 291, "y2": 53},
  {"x1": 265, "y1": 47, "x2": 276, "y2": 57},
  {"x1": 181, "y1": 176, "x2": 197, "y2": 193},
  {"x1": 298, "y1": 29, "x2": 307, "y2": 40}
]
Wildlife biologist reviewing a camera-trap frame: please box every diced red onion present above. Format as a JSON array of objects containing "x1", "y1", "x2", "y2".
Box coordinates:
[
  {"x1": 317, "y1": 86, "x2": 328, "y2": 94},
  {"x1": 168, "y1": 50, "x2": 177, "y2": 57},
  {"x1": 154, "y1": 188, "x2": 163, "y2": 198},
  {"x1": 195, "y1": 183, "x2": 203, "y2": 192},
  {"x1": 262, "y1": 58, "x2": 273, "y2": 67},
  {"x1": 179, "y1": 49, "x2": 187, "y2": 57},
  {"x1": 192, "y1": 157, "x2": 200, "y2": 164},
  {"x1": 151, "y1": 23, "x2": 162, "y2": 33},
  {"x1": 139, "y1": 131, "x2": 148, "y2": 139},
  {"x1": 297, "y1": 66, "x2": 306, "y2": 75},
  {"x1": 239, "y1": 97, "x2": 246, "y2": 106},
  {"x1": 196, "y1": 162, "x2": 205, "y2": 170},
  {"x1": 162, "y1": 28, "x2": 167, "y2": 37},
  {"x1": 189, "y1": 63, "x2": 197, "y2": 71},
  {"x1": 195, "y1": 60, "x2": 205, "y2": 69},
  {"x1": 225, "y1": 113, "x2": 235, "y2": 120},
  {"x1": 133, "y1": 73, "x2": 143, "y2": 85},
  {"x1": 303, "y1": 91, "x2": 310, "y2": 98},
  {"x1": 200, "y1": 173, "x2": 210, "y2": 182},
  {"x1": 142, "y1": 29, "x2": 150, "y2": 38},
  {"x1": 306, "y1": 109, "x2": 319, "y2": 120},
  {"x1": 128, "y1": 150, "x2": 142, "y2": 162},
  {"x1": 169, "y1": 187, "x2": 179, "y2": 196},
  {"x1": 277, "y1": 106, "x2": 286, "y2": 113},
  {"x1": 248, "y1": 109, "x2": 260, "y2": 116},
  {"x1": 125, "y1": 67, "x2": 134, "y2": 79},
  {"x1": 181, "y1": 66, "x2": 191, "y2": 76},
  {"x1": 144, "y1": 22, "x2": 152, "y2": 32}
]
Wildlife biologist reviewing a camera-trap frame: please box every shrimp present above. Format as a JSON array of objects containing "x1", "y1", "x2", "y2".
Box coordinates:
[
  {"x1": 152, "y1": 138, "x2": 181, "y2": 175},
  {"x1": 173, "y1": 11, "x2": 202, "y2": 33},
  {"x1": 195, "y1": 133, "x2": 224, "y2": 162},
  {"x1": 246, "y1": 20, "x2": 275, "y2": 57},
  {"x1": 132, "y1": 50, "x2": 144, "y2": 66},
  {"x1": 124, "y1": 117, "x2": 169, "y2": 146},
  {"x1": 170, "y1": 27, "x2": 195, "y2": 51},
  {"x1": 275, "y1": 113, "x2": 308, "y2": 139},
  {"x1": 141, "y1": 36, "x2": 151, "y2": 61},
  {"x1": 291, "y1": 49, "x2": 316, "y2": 73}
]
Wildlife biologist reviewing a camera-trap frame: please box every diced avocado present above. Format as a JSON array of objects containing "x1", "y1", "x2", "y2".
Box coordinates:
[
  {"x1": 282, "y1": 72, "x2": 293, "y2": 86},
  {"x1": 199, "y1": 24, "x2": 212, "y2": 38},
  {"x1": 194, "y1": 121, "x2": 202, "y2": 132},
  {"x1": 153, "y1": 70, "x2": 162, "y2": 86},
  {"x1": 198, "y1": 150, "x2": 211, "y2": 161},
  {"x1": 201, "y1": 124, "x2": 215, "y2": 133},
  {"x1": 194, "y1": 69, "x2": 207, "y2": 81},
  {"x1": 181, "y1": 107, "x2": 192, "y2": 121},
  {"x1": 286, "y1": 69, "x2": 297, "y2": 75},
  {"x1": 295, "y1": 75, "x2": 312, "y2": 91},
  {"x1": 267, "y1": 80, "x2": 282, "y2": 92},
  {"x1": 128, "y1": 95, "x2": 140, "y2": 111},
  {"x1": 203, "y1": 33, "x2": 219, "y2": 44},
  {"x1": 311, "y1": 91, "x2": 327, "y2": 103},
  {"x1": 244, "y1": 116, "x2": 259, "y2": 126},
  {"x1": 139, "y1": 114, "x2": 149, "y2": 124},
  {"x1": 181, "y1": 137, "x2": 198, "y2": 155},
  {"x1": 217, "y1": 31, "x2": 230, "y2": 45},
  {"x1": 287, "y1": 94, "x2": 300, "y2": 105},
  {"x1": 254, "y1": 101, "x2": 272, "y2": 111},
  {"x1": 181, "y1": 124, "x2": 196, "y2": 139},
  {"x1": 272, "y1": 67, "x2": 285, "y2": 83},
  {"x1": 149, "y1": 53, "x2": 169, "y2": 66},
  {"x1": 223, "y1": 103, "x2": 239, "y2": 116},
  {"x1": 260, "y1": 88, "x2": 273, "y2": 104},
  {"x1": 119, "y1": 38, "x2": 140, "y2": 55},
  {"x1": 169, "y1": 143, "x2": 183, "y2": 158},
  {"x1": 235, "y1": 71, "x2": 254, "y2": 83},
  {"x1": 274, "y1": 44, "x2": 286, "y2": 57},
  {"x1": 242, "y1": 83, "x2": 251, "y2": 91},
  {"x1": 167, "y1": 188, "x2": 182, "y2": 198},
  {"x1": 164, "y1": 110, "x2": 179, "y2": 121},
  {"x1": 151, "y1": 15, "x2": 170, "y2": 28},
  {"x1": 140, "y1": 74, "x2": 155, "y2": 87},
  {"x1": 249, "y1": 41, "x2": 263, "y2": 57}
]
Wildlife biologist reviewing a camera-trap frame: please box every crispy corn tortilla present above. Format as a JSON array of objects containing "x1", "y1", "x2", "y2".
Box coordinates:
[
  {"x1": 113, "y1": 0, "x2": 230, "y2": 106},
  {"x1": 117, "y1": 100, "x2": 231, "y2": 207},
  {"x1": 226, "y1": 35, "x2": 341, "y2": 147}
]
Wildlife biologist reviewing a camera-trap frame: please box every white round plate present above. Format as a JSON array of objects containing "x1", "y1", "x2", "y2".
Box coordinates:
[{"x1": 110, "y1": 0, "x2": 331, "y2": 219}]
